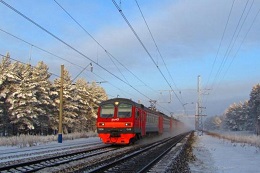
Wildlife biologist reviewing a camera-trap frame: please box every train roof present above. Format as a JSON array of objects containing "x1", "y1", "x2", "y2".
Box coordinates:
[
  {"x1": 99, "y1": 98, "x2": 144, "y2": 108},
  {"x1": 99, "y1": 98, "x2": 181, "y2": 121}
]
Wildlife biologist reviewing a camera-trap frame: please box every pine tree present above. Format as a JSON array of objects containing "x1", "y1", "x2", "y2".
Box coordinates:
[
  {"x1": 10, "y1": 63, "x2": 37, "y2": 134},
  {"x1": 204, "y1": 115, "x2": 222, "y2": 131},
  {"x1": 0, "y1": 54, "x2": 16, "y2": 136},
  {"x1": 223, "y1": 101, "x2": 251, "y2": 131},
  {"x1": 223, "y1": 103, "x2": 239, "y2": 131},
  {"x1": 30, "y1": 61, "x2": 55, "y2": 135},
  {"x1": 0, "y1": 53, "x2": 109, "y2": 135},
  {"x1": 86, "y1": 82, "x2": 108, "y2": 131},
  {"x1": 73, "y1": 78, "x2": 90, "y2": 132},
  {"x1": 249, "y1": 84, "x2": 260, "y2": 135},
  {"x1": 242, "y1": 100, "x2": 253, "y2": 131}
]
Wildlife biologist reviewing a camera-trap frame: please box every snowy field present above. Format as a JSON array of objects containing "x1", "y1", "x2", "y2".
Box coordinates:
[{"x1": 189, "y1": 133, "x2": 260, "y2": 173}]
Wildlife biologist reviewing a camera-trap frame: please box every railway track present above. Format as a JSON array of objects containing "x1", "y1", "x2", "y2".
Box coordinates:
[
  {"x1": 0, "y1": 145, "x2": 116, "y2": 172},
  {"x1": 0, "y1": 132, "x2": 191, "y2": 172},
  {"x1": 0, "y1": 141, "x2": 103, "y2": 163},
  {"x1": 81, "y1": 132, "x2": 190, "y2": 173}
]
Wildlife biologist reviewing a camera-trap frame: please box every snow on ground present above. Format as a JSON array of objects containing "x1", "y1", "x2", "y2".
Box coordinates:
[
  {"x1": 0, "y1": 137, "x2": 102, "y2": 163},
  {"x1": 189, "y1": 133, "x2": 260, "y2": 173}
]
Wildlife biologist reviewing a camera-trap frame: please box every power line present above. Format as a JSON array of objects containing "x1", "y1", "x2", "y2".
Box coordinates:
[
  {"x1": 53, "y1": 0, "x2": 158, "y2": 93},
  {"x1": 0, "y1": 53, "x2": 60, "y2": 78},
  {"x1": 91, "y1": 71, "x2": 136, "y2": 99},
  {"x1": 211, "y1": 0, "x2": 250, "y2": 90},
  {"x1": 222, "y1": 4, "x2": 260, "y2": 82},
  {"x1": 0, "y1": 0, "x2": 153, "y2": 101},
  {"x1": 134, "y1": 0, "x2": 180, "y2": 92},
  {"x1": 218, "y1": 0, "x2": 254, "y2": 82},
  {"x1": 0, "y1": 53, "x2": 126, "y2": 100},
  {"x1": 205, "y1": 0, "x2": 235, "y2": 90},
  {"x1": 0, "y1": 11, "x2": 141, "y2": 102},
  {"x1": 112, "y1": 0, "x2": 185, "y2": 109},
  {"x1": 53, "y1": 0, "x2": 130, "y2": 83},
  {"x1": 0, "y1": 28, "x2": 84, "y2": 69},
  {"x1": 204, "y1": 1, "x2": 259, "y2": 108},
  {"x1": 0, "y1": 27, "x2": 106, "y2": 84}
]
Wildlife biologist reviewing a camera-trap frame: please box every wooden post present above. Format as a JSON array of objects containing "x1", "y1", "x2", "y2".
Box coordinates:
[{"x1": 58, "y1": 65, "x2": 64, "y2": 143}]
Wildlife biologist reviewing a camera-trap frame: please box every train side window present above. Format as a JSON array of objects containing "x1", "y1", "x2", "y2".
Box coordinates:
[
  {"x1": 118, "y1": 103, "x2": 132, "y2": 118},
  {"x1": 100, "y1": 104, "x2": 114, "y2": 118}
]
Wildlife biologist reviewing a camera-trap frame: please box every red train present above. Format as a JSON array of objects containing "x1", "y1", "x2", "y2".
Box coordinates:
[{"x1": 96, "y1": 98, "x2": 183, "y2": 144}]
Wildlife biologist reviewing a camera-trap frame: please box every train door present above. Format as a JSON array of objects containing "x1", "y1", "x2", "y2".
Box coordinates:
[
  {"x1": 159, "y1": 116, "x2": 163, "y2": 134},
  {"x1": 141, "y1": 110, "x2": 146, "y2": 136},
  {"x1": 170, "y1": 117, "x2": 173, "y2": 132},
  {"x1": 135, "y1": 108, "x2": 141, "y2": 131}
]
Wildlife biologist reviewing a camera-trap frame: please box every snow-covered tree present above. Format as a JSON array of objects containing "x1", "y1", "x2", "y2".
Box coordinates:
[
  {"x1": 223, "y1": 101, "x2": 250, "y2": 131},
  {"x1": 204, "y1": 115, "x2": 222, "y2": 131},
  {"x1": 73, "y1": 79, "x2": 91, "y2": 132},
  {"x1": 0, "y1": 54, "x2": 23, "y2": 136},
  {"x1": 242, "y1": 100, "x2": 253, "y2": 131},
  {"x1": 0, "y1": 54, "x2": 108, "y2": 135},
  {"x1": 0, "y1": 54, "x2": 14, "y2": 136},
  {"x1": 249, "y1": 84, "x2": 260, "y2": 135},
  {"x1": 30, "y1": 61, "x2": 55, "y2": 135},
  {"x1": 10, "y1": 63, "x2": 37, "y2": 134},
  {"x1": 86, "y1": 82, "x2": 108, "y2": 131}
]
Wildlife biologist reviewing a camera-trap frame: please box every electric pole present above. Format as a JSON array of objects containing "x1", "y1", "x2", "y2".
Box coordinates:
[
  {"x1": 58, "y1": 65, "x2": 64, "y2": 143},
  {"x1": 195, "y1": 75, "x2": 206, "y2": 136}
]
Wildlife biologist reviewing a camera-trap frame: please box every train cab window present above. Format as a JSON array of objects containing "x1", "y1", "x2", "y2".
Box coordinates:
[
  {"x1": 100, "y1": 104, "x2": 114, "y2": 118},
  {"x1": 118, "y1": 103, "x2": 132, "y2": 118}
]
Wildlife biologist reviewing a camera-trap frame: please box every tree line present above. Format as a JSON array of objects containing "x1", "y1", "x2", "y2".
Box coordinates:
[
  {"x1": 0, "y1": 54, "x2": 108, "y2": 136},
  {"x1": 204, "y1": 84, "x2": 260, "y2": 135}
]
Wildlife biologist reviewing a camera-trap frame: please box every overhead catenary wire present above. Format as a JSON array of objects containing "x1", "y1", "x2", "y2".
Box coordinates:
[
  {"x1": 112, "y1": 0, "x2": 185, "y2": 110},
  {"x1": 0, "y1": 53, "x2": 60, "y2": 78},
  {"x1": 0, "y1": 0, "x2": 154, "y2": 101},
  {"x1": 204, "y1": 0, "x2": 252, "y2": 107},
  {"x1": 91, "y1": 71, "x2": 136, "y2": 99},
  {"x1": 0, "y1": 52, "x2": 132, "y2": 100},
  {"x1": 134, "y1": 0, "x2": 180, "y2": 93},
  {"x1": 0, "y1": 2, "x2": 152, "y2": 109},
  {"x1": 53, "y1": 0, "x2": 130, "y2": 85},
  {"x1": 0, "y1": 27, "x2": 107, "y2": 84},
  {"x1": 218, "y1": 0, "x2": 254, "y2": 82},
  {"x1": 222, "y1": 4, "x2": 260, "y2": 83},
  {"x1": 204, "y1": 0, "x2": 259, "y2": 109},
  {"x1": 53, "y1": 0, "x2": 158, "y2": 93},
  {"x1": 0, "y1": 28, "x2": 83, "y2": 69},
  {"x1": 210, "y1": 0, "x2": 250, "y2": 90},
  {"x1": 204, "y1": 0, "x2": 235, "y2": 90}
]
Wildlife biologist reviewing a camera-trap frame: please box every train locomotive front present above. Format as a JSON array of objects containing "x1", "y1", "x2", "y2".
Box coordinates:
[{"x1": 96, "y1": 98, "x2": 145, "y2": 144}]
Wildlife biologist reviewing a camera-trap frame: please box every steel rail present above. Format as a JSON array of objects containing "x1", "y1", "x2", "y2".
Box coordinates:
[
  {"x1": 0, "y1": 145, "x2": 114, "y2": 172},
  {"x1": 86, "y1": 132, "x2": 190, "y2": 173}
]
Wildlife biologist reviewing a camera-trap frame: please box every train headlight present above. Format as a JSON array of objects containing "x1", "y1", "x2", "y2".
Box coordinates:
[
  {"x1": 99, "y1": 122, "x2": 105, "y2": 126},
  {"x1": 125, "y1": 123, "x2": 131, "y2": 126},
  {"x1": 126, "y1": 128, "x2": 132, "y2": 131}
]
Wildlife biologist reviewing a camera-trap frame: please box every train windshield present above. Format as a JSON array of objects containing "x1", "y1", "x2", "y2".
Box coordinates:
[
  {"x1": 118, "y1": 103, "x2": 132, "y2": 118},
  {"x1": 100, "y1": 104, "x2": 114, "y2": 118}
]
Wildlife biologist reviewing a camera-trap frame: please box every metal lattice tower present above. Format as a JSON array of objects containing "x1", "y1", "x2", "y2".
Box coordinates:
[{"x1": 195, "y1": 75, "x2": 206, "y2": 135}]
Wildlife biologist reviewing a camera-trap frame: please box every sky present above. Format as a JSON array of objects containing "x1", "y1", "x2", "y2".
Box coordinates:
[{"x1": 0, "y1": 0, "x2": 260, "y2": 120}]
